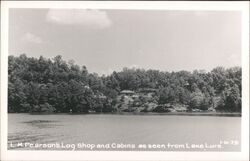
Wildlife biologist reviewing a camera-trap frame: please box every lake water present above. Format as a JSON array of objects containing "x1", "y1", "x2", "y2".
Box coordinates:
[{"x1": 8, "y1": 114, "x2": 241, "y2": 151}]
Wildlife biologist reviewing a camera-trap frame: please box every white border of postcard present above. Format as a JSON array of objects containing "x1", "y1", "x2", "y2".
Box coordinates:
[{"x1": 1, "y1": 1, "x2": 249, "y2": 161}]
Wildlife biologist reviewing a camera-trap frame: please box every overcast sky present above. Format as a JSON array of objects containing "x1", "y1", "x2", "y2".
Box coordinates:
[{"x1": 9, "y1": 9, "x2": 241, "y2": 75}]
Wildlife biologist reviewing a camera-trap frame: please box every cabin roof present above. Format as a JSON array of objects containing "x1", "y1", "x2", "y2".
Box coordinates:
[{"x1": 120, "y1": 90, "x2": 135, "y2": 94}]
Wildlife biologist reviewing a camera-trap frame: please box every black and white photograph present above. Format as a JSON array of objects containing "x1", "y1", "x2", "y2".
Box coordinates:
[{"x1": 1, "y1": 1, "x2": 249, "y2": 161}]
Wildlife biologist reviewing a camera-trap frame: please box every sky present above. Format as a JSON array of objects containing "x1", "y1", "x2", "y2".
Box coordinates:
[{"x1": 9, "y1": 9, "x2": 241, "y2": 75}]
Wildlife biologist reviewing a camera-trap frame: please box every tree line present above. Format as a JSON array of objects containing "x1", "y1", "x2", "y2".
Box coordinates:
[{"x1": 8, "y1": 54, "x2": 242, "y2": 113}]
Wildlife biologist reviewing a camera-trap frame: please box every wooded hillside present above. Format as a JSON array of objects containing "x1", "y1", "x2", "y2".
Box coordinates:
[{"x1": 8, "y1": 54, "x2": 242, "y2": 113}]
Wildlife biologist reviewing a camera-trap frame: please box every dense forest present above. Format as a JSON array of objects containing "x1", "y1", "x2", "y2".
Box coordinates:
[{"x1": 8, "y1": 54, "x2": 242, "y2": 113}]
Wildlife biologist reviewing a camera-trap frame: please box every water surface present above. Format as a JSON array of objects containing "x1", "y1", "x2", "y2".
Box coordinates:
[{"x1": 8, "y1": 114, "x2": 241, "y2": 151}]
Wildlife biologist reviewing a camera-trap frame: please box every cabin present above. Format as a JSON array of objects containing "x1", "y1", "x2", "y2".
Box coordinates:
[
  {"x1": 120, "y1": 90, "x2": 135, "y2": 96},
  {"x1": 94, "y1": 93, "x2": 107, "y2": 100},
  {"x1": 132, "y1": 94, "x2": 139, "y2": 99}
]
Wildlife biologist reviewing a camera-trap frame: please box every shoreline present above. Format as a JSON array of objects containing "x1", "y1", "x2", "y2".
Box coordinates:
[
  {"x1": 9, "y1": 112, "x2": 242, "y2": 117},
  {"x1": 113, "y1": 112, "x2": 242, "y2": 117}
]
